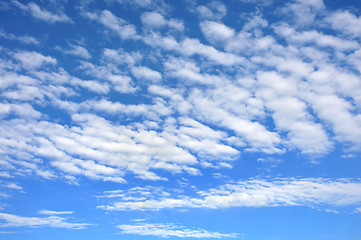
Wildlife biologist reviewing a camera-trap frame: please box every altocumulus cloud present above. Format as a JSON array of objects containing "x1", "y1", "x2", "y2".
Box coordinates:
[{"x1": 1, "y1": 0, "x2": 361, "y2": 238}]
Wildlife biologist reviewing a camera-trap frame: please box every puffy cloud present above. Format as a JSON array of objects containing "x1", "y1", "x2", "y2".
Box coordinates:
[
  {"x1": 131, "y1": 66, "x2": 162, "y2": 82},
  {"x1": 118, "y1": 222, "x2": 238, "y2": 238},
  {"x1": 200, "y1": 21, "x2": 235, "y2": 45},
  {"x1": 79, "y1": 61, "x2": 136, "y2": 93},
  {"x1": 0, "y1": 102, "x2": 41, "y2": 119},
  {"x1": 13, "y1": 51, "x2": 57, "y2": 70},
  {"x1": 325, "y1": 11, "x2": 361, "y2": 38},
  {"x1": 0, "y1": 113, "x2": 206, "y2": 181},
  {"x1": 308, "y1": 94, "x2": 361, "y2": 147}
]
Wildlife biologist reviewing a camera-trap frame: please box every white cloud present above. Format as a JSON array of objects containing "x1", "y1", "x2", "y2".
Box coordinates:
[
  {"x1": 118, "y1": 222, "x2": 238, "y2": 238},
  {"x1": 179, "y1": 38, "x2": 244, "y2": 66},
  {"x1": 13, "y1": 51, "x2": 57, "y2": 70},
  {"x1": 282, "y1": 0, "x2": 325, "y2": 26},
  {"x1": 274, "y1": 24, "x2": 359, "y2": 51},
  {"x1": 12, "y1": 1, "x2": 72, "y2": 23},
  {"x1": 200, "y1": 21, "x2": 235, "y2": 45},
  {"x1": 308, "y1": 94, "x2": 361, "y2": 146},
  {"x1": 0, "y1": 103, "x2": 41, "y2": 119},
  {"x1": 102, "y1": 48, "x2": 142, "y2": 66},
  {"x1": 3, "y1": 183, "x2": 22, "y2": 190},
  {"x1": 193, "y1": 1, "x2": 227, "y2": 20},
  {"x1": 325, "y1": 11, "x2": 361, "y2": 38},
  {"x1": 85, "y1": 10, "x2": 137, "y2": 40},
  {"x1": 131, "y1": 66, "x2": 162, "y2": 82},
  {"x1": 64, "y1": 44, "x2": 92, "y2": 59},
  {"x1": 256, "y1": 71, "x2": 332, "y2": 154},
  {"x1": 0, "y1": 113, "x2": 210, "y2": 181},
  {"x1": 0, "y1": 30, "x2": 40, "y2": 45},
  {"x1": 38, "y1": 210, "x2": 73, "y2": 215},
  {"x1": 141, "y1": 12, "x2": 167, "y2": 27},
  {"x1": 141, "y1": 12, "x2": 183, "y2": 31},
  {"x1": 72, "y1": 78, "x2": 110, "y2": 94},
  {"x1": 79, "y1": 61, "x2": 136, "y2": 93},
  {"x1": 0, "y1": 213, "x2": 89, "y2": 229},
  {"x1": 98, "y1": 178, "x2": 361, "y2": 211}
]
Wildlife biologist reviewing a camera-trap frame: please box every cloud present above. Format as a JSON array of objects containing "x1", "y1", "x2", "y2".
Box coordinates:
[
  {"x1": 179, "y1": 38, "x2": 244, "y2": 66},
  {"x1": 3, "y1": 183, "x2": 22, "y2": 190},
  {"x1": 325, "y1": 11, "x2": 361, "y2": 38},
  {"x1": 0, "y1": 213, "x2": 89, "y2": 229},
  {"x1": 12, "y1": 0, "x2": 72, "y2": 23},
  {"x1": 98, "y1": 178, "x2": 361, "y2": 211},
  {"x1": 13, "y1": 51, "x2": 57, "y2": 70},
  {"x1": 141, "y1": 12, "x2": 184, "y2": 31},
  {"x1": 0, "y1": 30, "x2": 40, "y2": 45},
  {"x1": 102, "y1": 48, "x2": 142, "y2": 66},
  {"x1": 85, "y1": 10, "x2": 137, "y2": 40},
  {"x1": 274, "y1": 23, "x2": 359, "y2": 51},
  {"x1": 0, "y1": 103, "x2": 41, "y2": 119},
  {"x1": 192, "y1": 1, "x2": 227, "y2": 20},
  {"x1": 282, "y1": 0, "x2": 325, "y2": 26},
  {"x1": 131, "y1": 66, "x2": 162, "y2": 82},
  {"x1": 106, "y1": 0, "x2": 153, "y2": 8},
  {"x1": 200, "y1": 21, "x2": 235, "y2": 45},
  {"x1": 0, "y1": 113, "x2": 211, "y2": 181},
  {"x1": 63, "y1": 44, "x2": 92, "y2": 59},
  {"x1": 79, "y1": 61, "x2": 136, "y2": 93},
  {"x1": 118, "y1": 222, "x2": 238, "y2": 238},
  {"x1": 38, "y1": 210, "x2": 73, "y2": 215}
]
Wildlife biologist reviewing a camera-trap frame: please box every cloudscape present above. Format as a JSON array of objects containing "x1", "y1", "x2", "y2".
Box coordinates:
[{"x1": 1, "y1": 0, "x2": 361, "y2": 239}]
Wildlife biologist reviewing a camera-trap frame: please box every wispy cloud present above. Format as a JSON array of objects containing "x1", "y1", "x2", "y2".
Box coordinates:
[
  {"x1": 38, "y1": 210, "x2": 73, "y2": 215},
  {"x1": 12, "y1": 1, "x2": 73, "y2": 23},
  {"x1": 0, "y1": 213, "x2": 90, "y2": 229},
  {"x1": 98, "y1": 178, "x2": 361, "y2": 211},
  {"x1": 118, "y1": 222, "x2": 238, "y2": 238},
  {"x1": 84, "y1": 10, "x2": 137, "y2": 40},
  {"x1": 0, "y1": 30, "x2": 40, "y2": 45}
]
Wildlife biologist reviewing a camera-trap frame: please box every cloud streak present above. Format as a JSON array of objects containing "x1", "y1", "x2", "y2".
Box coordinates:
[
  {"x1": 0, "y1": 213, "x2": 89, "y2": 229},
  {"x1": 118, "y1": 222, "x2": 238, "y2": 238},
  {"x1": 98, "y1": 178, "x2": 361, "y2": 211}
]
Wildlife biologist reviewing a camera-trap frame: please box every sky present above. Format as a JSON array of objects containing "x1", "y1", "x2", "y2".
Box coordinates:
[{"x1": 1, "y1": 0, "x2": 361, "y2": 239}]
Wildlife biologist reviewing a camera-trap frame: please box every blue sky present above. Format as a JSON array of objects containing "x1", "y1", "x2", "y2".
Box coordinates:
[{"x1": 1, "y1": 0, "x2": 361, "y2": 239}]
